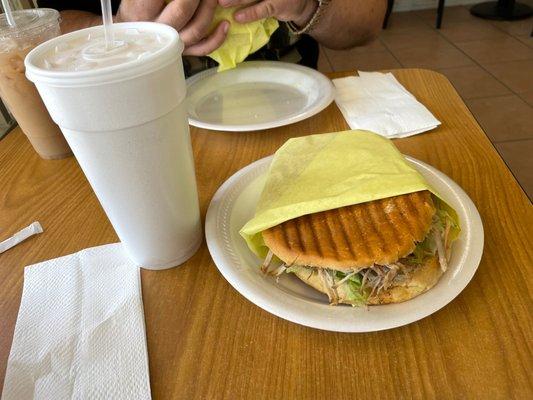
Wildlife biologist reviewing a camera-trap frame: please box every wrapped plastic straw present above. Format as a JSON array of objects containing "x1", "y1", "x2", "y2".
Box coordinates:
[{"x1": 0, "y1": 222, "x2": 43, "y2": 254}]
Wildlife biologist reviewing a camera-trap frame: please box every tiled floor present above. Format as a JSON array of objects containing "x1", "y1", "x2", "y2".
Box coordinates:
[{"x1": 318, "y1": 6, "x2": 533, "y2": 199}]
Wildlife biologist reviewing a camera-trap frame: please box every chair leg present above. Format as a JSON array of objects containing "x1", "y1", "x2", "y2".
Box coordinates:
[
  {"x1": 436, "y1": 0, "x2": 445, "y2": 28},
  {"x1": 383, "y1": 0, "x2": 394, "y2": 29}
]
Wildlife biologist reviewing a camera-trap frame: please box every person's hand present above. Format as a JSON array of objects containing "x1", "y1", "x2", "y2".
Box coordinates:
[
  {"x1": 117, "y1": 0, "x2": 229, "y2": 56},
  {"x1": 218, "y1": 0, "x2": 317, "y2": 27},
  {"x1": 115, "y1": 0, "x2": 167, "y2": 22}
]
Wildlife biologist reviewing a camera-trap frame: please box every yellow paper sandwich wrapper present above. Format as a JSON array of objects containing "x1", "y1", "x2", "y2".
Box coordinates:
[
  {"x1": 208, "y1": 7, "x2": 279, "y2": 71},
  {"x1": 240, "y1": 130, "x2": 460, "y2": 258}
]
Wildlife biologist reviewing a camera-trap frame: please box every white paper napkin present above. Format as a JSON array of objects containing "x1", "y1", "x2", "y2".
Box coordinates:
[
  {"x1": 333, "y1": 71, "x2": 441, "y2": 138},
  {"x1": 2, "y1": 243, "x2": 151, "y2": 400}
]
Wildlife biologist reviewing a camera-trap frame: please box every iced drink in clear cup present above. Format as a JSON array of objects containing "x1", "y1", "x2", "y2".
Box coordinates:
[
  {"x1": 25, "y1": 23, "x2": 202, "y2": 269},
  {"x1": 0, "y1": 8, "x2": 71, "y2": 159}
]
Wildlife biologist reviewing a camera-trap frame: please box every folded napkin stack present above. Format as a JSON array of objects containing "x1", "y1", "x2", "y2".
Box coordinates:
[
  {"x1": 2, "y1": 244, "x2": 151, "y2": 400},
  {"x1": 333, "y1": 71, "x2": 441, "y2": 138}
]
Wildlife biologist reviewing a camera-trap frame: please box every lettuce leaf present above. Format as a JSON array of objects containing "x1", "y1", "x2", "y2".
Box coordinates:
[
  {"x1": 406, "y1": 197, "x2": 460, "y2": 266},
  {"x1": 335, "y1": 271, "x2": 367, "y2": 306},
  {"x1": 434, "y1": 197, "x2": 461, "y2": 241}
]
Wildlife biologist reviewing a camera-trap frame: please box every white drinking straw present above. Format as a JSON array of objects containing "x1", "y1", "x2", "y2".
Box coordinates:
[
  {"x1": 100, "y1": 0, "x2": 114, "y2": 49},
  {"x1": 1, "y1": 0, "x2": 16, "y2": 27}
]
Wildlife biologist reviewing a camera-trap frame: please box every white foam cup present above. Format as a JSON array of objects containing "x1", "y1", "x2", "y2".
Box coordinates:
[{"x1": 25, "y1": 22, "x2": 202, "y2": 269}]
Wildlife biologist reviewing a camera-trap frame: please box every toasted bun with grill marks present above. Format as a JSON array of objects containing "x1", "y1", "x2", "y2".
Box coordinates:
[{"x1": 262, "y1": 191, "x2": 436, "y2": 271}]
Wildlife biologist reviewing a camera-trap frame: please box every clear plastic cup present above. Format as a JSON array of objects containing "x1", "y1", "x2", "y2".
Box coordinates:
[
  {"x1": 25, "y1": 23, "x2": 202, "y2": 269},
  {"x1": 0, "y1": 9, "x2": 71, "y2": 159}
]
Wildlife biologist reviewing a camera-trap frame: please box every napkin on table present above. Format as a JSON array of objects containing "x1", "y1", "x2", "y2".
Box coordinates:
[
  {"x1": 2, "y1": 243, "x2": 151, "y2": 400},
  {"x1": 333, "y1": 71, "x2": 441, "y2": 138}
]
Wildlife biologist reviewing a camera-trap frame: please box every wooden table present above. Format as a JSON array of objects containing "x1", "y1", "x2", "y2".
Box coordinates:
[{"x1": 1, "y1": 69, "x2": 532, "y2": 399}]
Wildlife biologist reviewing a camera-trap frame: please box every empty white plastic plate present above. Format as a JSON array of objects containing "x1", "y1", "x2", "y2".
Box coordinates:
[{"x1": 186, "y1": 61, "x2": 335, "y2": 132}]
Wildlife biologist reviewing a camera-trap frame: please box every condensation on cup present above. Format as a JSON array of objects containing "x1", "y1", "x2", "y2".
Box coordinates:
[
  {"x1": 0, "y1": 8, "x2": 71, "y2": 159},
  {"x1": 25, "y1": 23, "x2": 202, "y2": 269}
]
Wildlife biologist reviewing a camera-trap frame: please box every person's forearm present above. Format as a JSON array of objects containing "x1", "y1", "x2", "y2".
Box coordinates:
[
  {"x1": 59, "y1": 11, "x2": 103, "y2": 34},
  {"x1": 304, "y1": 0, "x2": 386, "y2": 50}
]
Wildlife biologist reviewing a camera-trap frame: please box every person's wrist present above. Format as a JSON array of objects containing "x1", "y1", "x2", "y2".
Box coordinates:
[
  {"x1": 292, "y1": 0, "x2": 318, "y2": 28},
  {"x1": 90, "y1": 13, "x2": 110, "y2": 28},
  {"x1": 114, "y1": 9, "x2": 124, "y2": 23}
]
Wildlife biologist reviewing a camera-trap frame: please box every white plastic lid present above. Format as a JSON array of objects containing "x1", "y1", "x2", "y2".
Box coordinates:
[
  {"x1": 0, "y1": 8, "x2": 59, "y2": 39},
  {"x1": 25, "y1": 22, "x2": 183, "y2": 86},
  {"x1": 0, "y1": 8, "x2": 60, "y2": 52}
]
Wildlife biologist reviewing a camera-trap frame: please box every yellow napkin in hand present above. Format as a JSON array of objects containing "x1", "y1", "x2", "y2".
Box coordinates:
[
  {"x1": 240, "y1": 130, "x2": 460, "y2": 257},
  {"x1": 208, "y1": 7, "x2": 279, "y2": 71}
]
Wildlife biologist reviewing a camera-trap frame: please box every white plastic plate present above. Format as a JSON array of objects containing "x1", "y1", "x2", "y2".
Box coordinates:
[
  {"x1": 205, "y1": 156, "x2": 484, "y2": 332},
  {"x1": 186, "y1": 61, "x2": 335, "y2": 131}
]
